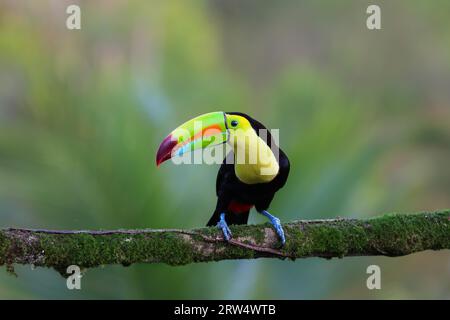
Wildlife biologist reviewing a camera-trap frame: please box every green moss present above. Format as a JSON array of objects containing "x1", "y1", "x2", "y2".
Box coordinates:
[
  {"x1": 35, "y1": 232, "x2": 198, "y2": 270},
  {"x1": 1, "y1": 210, "x2": 449, "y2": 275},
  {"x1": 283, "y1": 221, "x2": 354, "y2": 257},
  {"x1": 198, "y1": 226, "x2": 219, "y2": 237},
  {"x1": 0, "y1": 232, "x2": 10, "y2": 265},
  {"x1": 365, "y1": 210, "x2": 450, "y2": 255},
  {"x1": 232, "y1": 223, "x2": 267, "y2": 243},
  {"x1": 218, "y1": 244, "x2": 256, "y2": 260},
  {"x1": 280, "y1": 210, "x2": 449, "y2": 259},
  {"x1": 199, "y1": 224, "x2": 266, "y2": 245}
]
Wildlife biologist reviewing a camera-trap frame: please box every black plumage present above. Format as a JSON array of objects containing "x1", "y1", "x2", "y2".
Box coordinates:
[{"x1": 207, "y1": 112, "x2": 290, "y2": 226}]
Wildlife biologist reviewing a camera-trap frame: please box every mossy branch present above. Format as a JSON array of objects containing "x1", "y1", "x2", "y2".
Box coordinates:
[{"x1": 0, "y1": 210, "x2": 449, "y2": 276}]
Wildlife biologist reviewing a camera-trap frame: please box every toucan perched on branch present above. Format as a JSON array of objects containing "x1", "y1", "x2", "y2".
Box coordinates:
[{"x1": 156, "y1": 112, "x2": 290, "y2": 245}]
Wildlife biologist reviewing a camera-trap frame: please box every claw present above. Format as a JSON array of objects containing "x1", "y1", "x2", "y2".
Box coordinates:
[
  {"x1": 217, "y1": 213, "x2": 232, "y2": 241},
  {"x1": 260, "y1": 210, "x2": 286, "y2": 245}
]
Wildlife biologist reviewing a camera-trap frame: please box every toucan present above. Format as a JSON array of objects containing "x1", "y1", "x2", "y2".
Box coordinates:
[{"x1": 156, "y1": 112, "x2": 290, "y2": 245}]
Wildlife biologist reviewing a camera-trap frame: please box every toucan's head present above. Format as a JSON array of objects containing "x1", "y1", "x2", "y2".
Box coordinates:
[{"x1": 156, "y1": 111, "x2": 254, "y2": 166}]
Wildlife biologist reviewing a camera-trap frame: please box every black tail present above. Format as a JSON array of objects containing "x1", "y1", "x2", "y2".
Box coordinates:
[{"x1": 206, "y1": 209, "x2": 250, "y2": 227}]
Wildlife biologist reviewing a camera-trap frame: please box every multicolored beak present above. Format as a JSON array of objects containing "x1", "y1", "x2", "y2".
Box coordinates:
[{"x1": 156, "y1": 112, "x2": 229, "y2": 166}]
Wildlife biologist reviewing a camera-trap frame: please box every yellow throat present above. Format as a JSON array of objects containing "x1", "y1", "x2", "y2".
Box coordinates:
[{"x1": 230, "y1": 128, "x2": 279, "y2": 184}]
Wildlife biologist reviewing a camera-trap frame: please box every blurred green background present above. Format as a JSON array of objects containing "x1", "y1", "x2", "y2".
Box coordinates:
[{"x1": 0, "y1": 0, "x2": 449, "y2": 299}]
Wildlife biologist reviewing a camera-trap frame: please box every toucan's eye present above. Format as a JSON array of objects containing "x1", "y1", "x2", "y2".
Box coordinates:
[{"x1": 231, "y1": 120, "x2": 238, "y2": 127}]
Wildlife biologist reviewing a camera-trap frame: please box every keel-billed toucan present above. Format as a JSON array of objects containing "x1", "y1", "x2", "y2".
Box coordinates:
[{"x1": 156, "y1": 112, "x2": 290, "y2": 245}]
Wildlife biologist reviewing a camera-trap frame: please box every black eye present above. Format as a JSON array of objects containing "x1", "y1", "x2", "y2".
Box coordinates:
[{"x1": 231, "y1": 120, "x2": 238, "y2": 127}]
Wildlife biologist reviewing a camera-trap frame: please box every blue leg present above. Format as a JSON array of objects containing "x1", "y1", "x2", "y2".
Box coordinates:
[
  {"x1": 217, "y1": 213, "x2": 232, "y2": 241},
  {"x1": 259, "y1": 210, "x2": 286, "y2": 245}
]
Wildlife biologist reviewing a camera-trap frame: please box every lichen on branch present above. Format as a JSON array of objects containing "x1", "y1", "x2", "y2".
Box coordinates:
[{"x1": 0, "y1": 210, "x2": 449, "y2": 276}]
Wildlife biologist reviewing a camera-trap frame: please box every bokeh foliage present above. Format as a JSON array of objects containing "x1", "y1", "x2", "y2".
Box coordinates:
[{"x1": 0, "y1": 0, "x2": 449, "y2": 299}]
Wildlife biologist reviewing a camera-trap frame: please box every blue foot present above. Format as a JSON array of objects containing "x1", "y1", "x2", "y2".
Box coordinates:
[
  {"x1": 217, "y1": 213, "x2": 232, "y2": 241},
  {"x1": 260, "y1": 210, "x2": 286, "y2": 245}
]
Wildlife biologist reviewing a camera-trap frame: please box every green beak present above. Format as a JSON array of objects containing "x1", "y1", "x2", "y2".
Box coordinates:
[{"x1": 156, "y1": 111, "x2": 228, "y2": 166}]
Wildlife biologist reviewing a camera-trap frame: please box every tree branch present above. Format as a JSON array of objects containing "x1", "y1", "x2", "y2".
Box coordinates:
[{"x1": 0, "y1": 210, "x2": 449, "y2": 276}]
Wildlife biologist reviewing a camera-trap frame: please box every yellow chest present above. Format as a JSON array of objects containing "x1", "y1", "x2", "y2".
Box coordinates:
[{"x1": 232, "y1": 133, "x2": 279, "y2": 184}]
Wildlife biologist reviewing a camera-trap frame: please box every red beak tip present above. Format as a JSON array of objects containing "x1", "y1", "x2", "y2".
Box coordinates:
[
  {"x1": 156, "y1": 158, "x2": 164, "y2": 167},
  {"x1": 156, "y1": 134, "x2": 177, "y2": 167}
]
